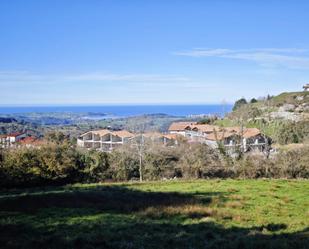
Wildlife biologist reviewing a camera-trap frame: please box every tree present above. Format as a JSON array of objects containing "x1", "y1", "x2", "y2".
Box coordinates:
[
  {"x1": 81, "y1": 150, "x2": 110, "y2": 182},
  {"x1": 250, "y1": 98, "x2": 258, "y2": 103},
  {"x1": 232, "y1": 98, "x2": 247, "y2": 111}
]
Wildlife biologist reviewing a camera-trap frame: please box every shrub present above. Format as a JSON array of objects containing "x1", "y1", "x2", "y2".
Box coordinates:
[
  {"x1": 233, "y1": 98, "x2": 247, "y2": 111},
  {"x1": 275, "y1": 121, "x2": 309, "y2": 145},
  {"x1": 0, "y1": 141, "x2": 308, "y2": 189},
  {"x1": 144, "y1": 146, "x2": 180, "y2": 180},
  {"x1": 79, "y1": 149, "x2": 111, "y2": 182},
  {"x1": 179, "y1": 144, "x2": 223, "y2": 178},
  {"x1": 109, "y1": 146, "x2": 140, "y2": 181}
]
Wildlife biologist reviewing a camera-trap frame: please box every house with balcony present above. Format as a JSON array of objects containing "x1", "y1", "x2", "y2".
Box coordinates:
[
  {"x1": 77, "y1": 129, "x2": 134, "y2": 151},
  {"x1": 168, "y1": 122, "x2": 270, "y2": 153},
  {"x1": 0, "y1": 132, "x2": 27, "y2": 148},
  {"x1": 168, "y1": 122, "x2": 197, "y2": 136},
  {"x1": 204, "y1": 127, "x2": 269, "y2": 153},
  {"x1": 130, "y1": 132, "x2": 179, "y2": 146}
]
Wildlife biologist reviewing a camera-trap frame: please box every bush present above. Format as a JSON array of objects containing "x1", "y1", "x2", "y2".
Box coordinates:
[
  {"x1": 275, "y1": 121, "x2": 309, "y2": 145},
  {"x1": 179, "y1": 144, "x2": 223, "y2": 178},
  {"x1": 79, "y1": 149, "x2": 111, "y2": 182},
  {"x1": 276, "y1": 146, "x2": 309, "y2": 178},
  {"x1": 144, "y1": 145, "x2": 180, "y2": 180},
  {"x1": 109, "y1": 146, "x2": 140, "y2": 181},
  {"x1": 233, "y1": 98, "x2": 247, "y2": 111},
  {"x1": 0, "y1": 141, "x2": 308, "y2": 189}
]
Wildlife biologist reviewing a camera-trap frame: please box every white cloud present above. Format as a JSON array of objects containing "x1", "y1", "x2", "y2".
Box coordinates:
[
  {"x1": 174, "y1": 48, "x2": 309, "y2": 69},
  {"x1": 64, "y1": 73, "x2": 189, "y2": 82},
  {"x1": 0, "y1": 71, "x2": 190, "y2": 85}
]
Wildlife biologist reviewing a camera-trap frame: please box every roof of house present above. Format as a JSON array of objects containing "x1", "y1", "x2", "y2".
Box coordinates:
[
  {"x1": 140, "y1": 132, "x2": 163, "y2": 138},
  {"x1": 221, "y1": 127, "x2": 241, "y2": 133},
  {"x1": 91, "y1": 129, "x2": 110, "y2": 137},
  {"x1": 191, "y1": 124, "x2": 220, "y2": 133},
  {"x1": 163, "y1": 134, "x2": 179, "y2": 140},
  {"x1": 242, "y1": 128, "x2": 261, "y2": 138},
  {"x1": 19, "y1": 136, "x2": 43, "y2": 145},
  {"x1": 81, "y1": 129, "x2": 134, "y2": 138},
  {"x1": 7, "y1": 132, "x2": 25, "y2": 137},
  {"x1": 303, "y1": 84, "x2": 309, "y2": 88},
  {"x1": 206, "y1": 131, "x2": 237, "y2": 141},
  {"x1": 168, "y1": 122, "x2": 197, "y2": 131},
  {"x1": 112, "y1": 130, "x2": 134, "y2": 138},
  {"x1": 206, "y1": 127, "x2": 262, "y2": 141}
]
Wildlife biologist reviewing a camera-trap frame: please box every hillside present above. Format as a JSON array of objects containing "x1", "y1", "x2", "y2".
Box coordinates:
[{"x1": 215, "y1": 91, "x2": 309, "y2": 144}]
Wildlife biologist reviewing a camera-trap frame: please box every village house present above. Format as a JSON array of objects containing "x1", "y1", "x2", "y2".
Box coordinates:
[
  {"x1": 77, "y1": 129, "x2": 134, "y2": 151},
  {"x1": 205, "y1": 127, "x2": 268, "y2": 153},
  {"x1": 168, "y1": 122, "x2": 197, "y2": 136},
  {"x1": 77, "y1": 129, "x2": 179, "y2": 151},
  {"x1": 303, "y1": 84, "x2": 309, "y2": 91},
  {"x1": 18, "y1": 136, "x2": 44, "y2": 148},
  {"x1": 0, "y1": 132, "x2": 27, "y2": 148},
  {"x1": 131, "y1": 132, "x2": 178, "y2": 146},
  {"x1": 168, "y1": 122, "x2": 269, "y2": 153}
]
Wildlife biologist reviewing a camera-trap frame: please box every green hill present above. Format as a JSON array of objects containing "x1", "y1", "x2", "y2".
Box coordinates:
[{"x1": 215, "y1": 91, "x2": 309, "y2": 144}]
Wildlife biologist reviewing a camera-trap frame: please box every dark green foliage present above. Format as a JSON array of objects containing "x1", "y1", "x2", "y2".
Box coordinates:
[
  {"x1": 197, "y1": 116, "x2": 218, "y2": 125},
  {"x1": 80, "y1": 150, "x2": 111, "y2": 182},
  {"x1": 179, "y1": 144, "x2": 221, "y2": 178},
  {"x1": 0, "y1": 144, "x2": 112, "y2": 188},
  {"x1": 144, "y1": 146, "x2": 179, "y2": 180},
  {"x1": 0, "y1": 142, "x2": 308, "y2": 188},
  {"x1": 232, "y1": 98, "x2": 247, "y2": 111},
  {"x1": 109, "y1": 148, "x2": 140, "y2": 181},
  {"x1": 45, "y1": 131, "x2": 70, "y2": 144},
  {"x1": 250, "y1": 98, "x2": 258, "y2": 103},
  {"x1": 275, "y1": 121, "x2": 309, "y2": 144}
]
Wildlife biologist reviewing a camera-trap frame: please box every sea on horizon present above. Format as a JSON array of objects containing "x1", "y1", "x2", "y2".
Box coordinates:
[{"x1": 0, "y1": 104, "x2": 232, "y2": 118}]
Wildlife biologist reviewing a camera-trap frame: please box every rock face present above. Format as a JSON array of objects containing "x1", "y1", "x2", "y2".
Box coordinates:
[
  {"x1": 296, "y1": 96, "x2": 304, "y2": 101},
  {"x1": 278, "y1": 104, "x2": 296, "y2": 112},
  {"x1": 270, "y1": 111, "x2": 301, "y2": 122},
  {"x1": 295, "y1": 103, "x2": 309, "y2": 112}
]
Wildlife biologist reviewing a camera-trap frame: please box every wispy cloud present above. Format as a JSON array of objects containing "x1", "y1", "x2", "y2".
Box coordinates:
[
  {"x1": 64, "y1": 73, "x2": 189, "y2": 82},
  {"x1": 174, "y1": 48, "x2": 309, "y2": 69},
  {"x1": 0, "y1": 71, "x2": 190, "y2": 85}
]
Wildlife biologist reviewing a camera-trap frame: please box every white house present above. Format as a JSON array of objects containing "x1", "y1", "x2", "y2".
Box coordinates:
[
  {"x1": 168, "y1": 122, "x2": 197, "y2": 136},
  {"x1": 0, "y1": 132, "x2": 27, "y2": 148},
  {"x1": 77, "y1": 129, "x2": 134, "y2": 151},
  {"x1": 168, "y1": 122, "x2": 269, "y2": 153},
  {"x1": 204, "y1": 127, "x2": 268, "y2": 153},
  {"x1": 130, "y1": 132, "x2": 178, "y2": 146}
]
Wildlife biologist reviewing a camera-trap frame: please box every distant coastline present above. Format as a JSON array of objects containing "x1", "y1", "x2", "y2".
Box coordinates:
[{"x1": 0, "y1": 104, "x2": 232, "y2": 117}]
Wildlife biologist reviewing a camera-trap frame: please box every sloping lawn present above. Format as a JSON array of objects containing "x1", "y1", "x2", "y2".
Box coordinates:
[{"x1": 0, "y1": 179, "x2": 308, "y2": 249}]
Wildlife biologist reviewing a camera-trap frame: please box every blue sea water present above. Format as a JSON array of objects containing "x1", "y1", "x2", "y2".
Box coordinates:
[{"x1": 0, "y1": 105, "x2": 232, "y2": 117}]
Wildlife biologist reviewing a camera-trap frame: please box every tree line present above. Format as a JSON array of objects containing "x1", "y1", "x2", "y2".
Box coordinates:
[{"x1": 0, "y1": 138, "x2": 308, "y2": 188}]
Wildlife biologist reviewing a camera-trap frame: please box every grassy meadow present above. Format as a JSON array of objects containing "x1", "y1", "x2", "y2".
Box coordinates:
[{"x1": 0, "y1": 179, "x2": 308, "y2": 249}]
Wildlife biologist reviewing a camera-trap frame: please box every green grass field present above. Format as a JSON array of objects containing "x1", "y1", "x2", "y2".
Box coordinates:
[{"x1": 0, "y1": 180, "x2": 308, "y2": 249}]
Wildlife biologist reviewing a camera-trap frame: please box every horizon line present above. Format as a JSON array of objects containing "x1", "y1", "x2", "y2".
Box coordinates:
[{"x1": 0, "y1": 102, "x2": 234, "y2": 107}]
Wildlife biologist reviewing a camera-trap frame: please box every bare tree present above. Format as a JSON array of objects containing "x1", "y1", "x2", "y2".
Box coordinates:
[{"x1": 130, "y1": 122, "x2": 147, "y2": 182}]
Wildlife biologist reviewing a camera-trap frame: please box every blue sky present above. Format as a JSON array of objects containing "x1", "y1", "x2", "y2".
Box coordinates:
[{"x1": 0, "y1": 0, "x2": 309, "y2": 105}]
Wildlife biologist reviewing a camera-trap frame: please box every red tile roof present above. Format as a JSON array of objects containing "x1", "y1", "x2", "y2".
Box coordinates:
[
  {"x1": 19, "y1": 136, "x2": 44, "y2": 145},
  {"x1": 8, "y1": 132, "x2": 24, "y2": 137},
  {"x1": 81, "y1": 129, "x2": 134, "y2": 138},
  {"x1": 168, "y1": 122, "x2": 197, "y2": 131}
]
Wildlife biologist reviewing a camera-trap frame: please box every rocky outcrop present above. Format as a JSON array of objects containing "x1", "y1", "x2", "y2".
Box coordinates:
[
  {"x1": 278, "y1": 104, "x2": 296, "y2": 112},
  {"x1": 270, "y1": 111, "x2": 302, "y2": 122}
]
